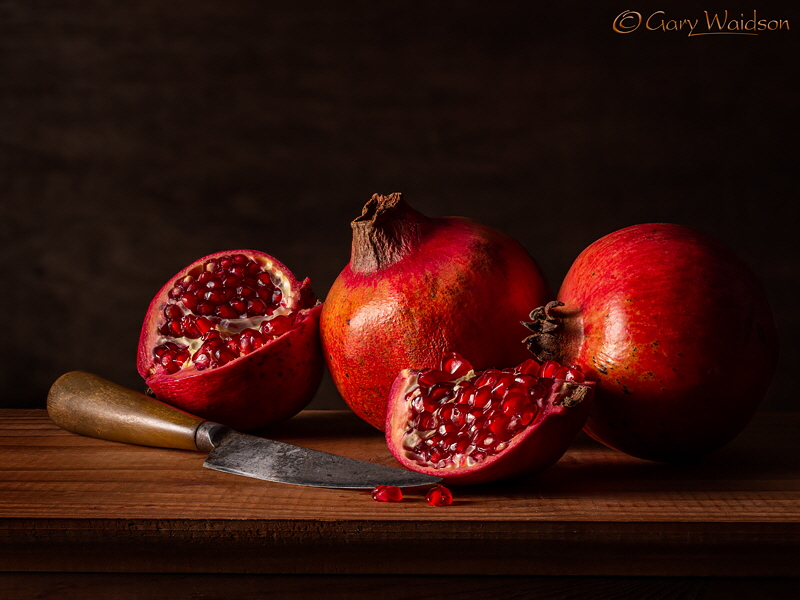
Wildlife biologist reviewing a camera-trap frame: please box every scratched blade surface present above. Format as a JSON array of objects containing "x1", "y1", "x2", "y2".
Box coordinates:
[{"x1": 203, "y1": 430, "x2": 441, "y2": 489}]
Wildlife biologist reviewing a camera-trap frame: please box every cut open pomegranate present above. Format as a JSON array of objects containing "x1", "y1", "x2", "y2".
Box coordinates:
[
  {"x1": 137, "y1": 250, "x2": 323, "y2": 431},
  {"x1": 386, "y1": 353, "x2": 594, "y2": 485}
]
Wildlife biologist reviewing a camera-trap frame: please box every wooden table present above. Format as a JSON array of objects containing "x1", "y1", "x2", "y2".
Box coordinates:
[{"x1": 1, "y1": 408, "x2": 798, "y2": 599}]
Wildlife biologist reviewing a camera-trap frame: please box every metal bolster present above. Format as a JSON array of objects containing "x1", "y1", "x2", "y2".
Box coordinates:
[{"x1": 194, "y1": 421, "x2": 228, "y2": 452}]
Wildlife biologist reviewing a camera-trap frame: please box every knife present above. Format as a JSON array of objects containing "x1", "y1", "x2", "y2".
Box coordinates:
[{"x1": 46, "y1": 371, "x2": 441, "y2": 489}]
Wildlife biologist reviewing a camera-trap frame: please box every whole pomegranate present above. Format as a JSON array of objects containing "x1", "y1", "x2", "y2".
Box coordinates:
[
  {"x1": 524, "y1": 224, "x2": 779, "y2": 461},
  {"x1": 321, "y1": 193, "x2": 551, "y2": 429},
  {"x1": 385, "y1": 352, "x2": 594, "y2": 484},
  {"x1": 137, "y1": 250, "x2": 323, "y2": 431}
]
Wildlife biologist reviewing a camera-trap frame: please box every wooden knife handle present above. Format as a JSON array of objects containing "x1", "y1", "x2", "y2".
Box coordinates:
[{"x1": 47, "y1": 371, "x2": 206, "y2": 451}]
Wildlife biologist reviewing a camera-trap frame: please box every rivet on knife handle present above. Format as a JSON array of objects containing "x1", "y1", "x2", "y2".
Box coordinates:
[{"x1": 47, "y1": 371, "x2": 210, "y2": 451}]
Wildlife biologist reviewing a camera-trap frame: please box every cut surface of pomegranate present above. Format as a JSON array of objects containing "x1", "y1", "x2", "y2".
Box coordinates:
[
  {"x1": 386, "y1": 353, "x2": 594, "y2": 485},
  {"x1": 137, "y1": 250, "x2": 322, "y2": 431}
]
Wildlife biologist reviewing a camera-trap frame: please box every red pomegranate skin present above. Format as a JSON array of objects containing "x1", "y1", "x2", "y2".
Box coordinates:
[
  {"x1": 532, "y1": 224, "x2": 779, "y2": 461},
  {"x1": 137, "y1": 250, "x2": 323, "y2": 431},
  {"x1": 321, "y1": 193, "x2": 551, "y2": 430}
]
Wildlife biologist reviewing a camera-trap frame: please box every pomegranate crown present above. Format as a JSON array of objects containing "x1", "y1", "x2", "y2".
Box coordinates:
[{"x1": 350, "y1": 193, "x2": 433, "y2": 273}]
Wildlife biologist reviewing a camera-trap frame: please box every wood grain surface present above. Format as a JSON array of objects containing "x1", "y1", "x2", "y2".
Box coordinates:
[{"x1": 1, "y1": 409, "x2": 798, "y2": 580}]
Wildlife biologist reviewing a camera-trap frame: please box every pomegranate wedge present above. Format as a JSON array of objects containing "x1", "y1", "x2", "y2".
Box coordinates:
[
  {"x1": 137, "y1": 250, "x2": 323, "y2": 431},
  {"x1": 386, "y1": 353, "x2": 594, "y2": 485}
]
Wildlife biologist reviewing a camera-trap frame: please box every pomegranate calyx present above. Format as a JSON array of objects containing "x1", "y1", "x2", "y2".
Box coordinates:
[
  {"x1": 350, "y1": 192, "x2": 433, "y2": 274},
  {"x1": 523, "y1": 300, "x2": 566, "y2": 362}
]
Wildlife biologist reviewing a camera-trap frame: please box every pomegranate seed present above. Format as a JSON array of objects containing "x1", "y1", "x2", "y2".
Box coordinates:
[
  {"x1": 473, "y1": 369, "x2": 500, "y2": 388},
  {"x1": 168, "y1": 320, "x2": 183, "y2": 337},
  {"x1": 180, "y1": 316, "x2": 202, "y2": 338},
  {"x1": 201, "y1": 330, "x2": 221, "y2": 341},
  {"x1": 204, "y1": 289, "x2": 225, "y2": 303},
  {"x1": 229, "y1": 298, "x2": 247, "y2": 315},
  {"x1": 501, "y1": 392, "x2": 529, "y2": 416},
  {"x1": 440, "y1": 352, "x2": 473, "y2": 378},
  {"x1": 174, "y1": 349, "x2": 191, "y2": 366},
  {"x1": 238, "y1": 285, "x2": 256, "y2": 298},
  {"x1": 487, "y1": 414, "x2": 511, "y2": 438},
  {"x1": 415, "y1": 412, "x2": 436, "y2": 431},
  {"x1": 164, "y1": 304, "x2": 183, "y2": 320},
  {"x1": 516, "y1": 359, "x2": 541, "y2": 376},
  {"x1": 417, "y1": 369, "x2": 451, "y2": 388},
  {"x1": 196, "y1": 317, "x2": 215, "y2": 333},
  {"x1": 491, "y1": 373, "x2": 516, "y2": 398},
  {"x1": 232, "y1": 254, "x2": 248, "y2": 265},
  {"x1": 247, "y1": 298, "x2": 267, "y2": 316},
  {"x1": 240, "y1": 330, "x2": 265, "y2": 354},
  {"x1": 215, "y1": 304, "x2": 239, "y2": 319},
  {"x1": 222, "y1": 275, "x2": 241, "y2": 288},
  {"x1": 425, "y1": 485, "x2": 453, "y2": 507},
  {"x1": 196, "y1": 301, "x2": 215, "y2": 316},
  {"x1": 257, "y1": 272, "x2": 273, "y2": 287},
  {"x1": 470, "y1": 387, "x2": 492, "y2": 408},
  {"x1": 216, "y1": 349, "x2": 237, "y2": 366},
  {"x1": 371, "y1": 485, "x2": 403, "y2": 502},
  {"x1": 564, "y1": 366, "x2": 585, "y2": 382},
  {"x1": 540, "y1": 360, "x2": 560, "y2": 379},
  {"x1": 428, "y1": 383, "x2": 452, "y2": 403},
  {"x1": 519, "y1": 406, "x2": 538, "y2": 426},
  {"x1": 180, "y1": 292, "x2": 199, "y2": 311},
  {"x1": 514, "y1": 374, "x2": 536, "y2": 387},
  {"x1": 193, "y1": 352, "x2": 211, "y2": 370},
  {"x1": 260, "y1": 314, "x2": 294, "y2": 337}
]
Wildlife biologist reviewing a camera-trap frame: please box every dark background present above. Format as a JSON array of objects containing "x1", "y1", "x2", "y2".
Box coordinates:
[{"x1": 2, "y1": 1, "x2": 797, "y2": 412}]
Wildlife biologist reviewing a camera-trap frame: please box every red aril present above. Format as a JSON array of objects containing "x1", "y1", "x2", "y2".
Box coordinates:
[
  {"x1": 321, "y1": 193, "x2": 551, "y2": 429},
  {"x1": 525, "y1": 224, "x2": 779, "y2": 461},
  {"x1": 137, "y1": 250, "x2": 323, "y2": 431},
  {"x1": 371, "y1": 485, "x2": 403, "y2": 502},
  {"x1": 385, "y1": 353, "x2": 594, "y2": 485},
  {"x1": 425, "y1": 485, "x2": 454, "y2": 507}
]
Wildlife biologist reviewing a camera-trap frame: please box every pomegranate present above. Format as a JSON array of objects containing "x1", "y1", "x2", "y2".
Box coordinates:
[
  {"x1": 321, "y1": 193, "x2": 551, "y2": 429},
  {"x1": 385, "y1": 352, "x2": 594, "y2": 485},
  {"x1": 524, "y1": 223, "x2": 779, "y2": 461},
  {"x1": 137, "y1": 250, "x2": 323, "y2": 431}
]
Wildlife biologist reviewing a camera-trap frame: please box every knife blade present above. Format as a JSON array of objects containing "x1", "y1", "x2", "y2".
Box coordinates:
[{"x1": 46, "y1": 371, "x2": 441, "y2": 489}]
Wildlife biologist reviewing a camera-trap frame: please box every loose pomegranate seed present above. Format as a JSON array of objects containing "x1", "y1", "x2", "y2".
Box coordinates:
[
  {"x1": 371, "y1": 485, "x2": 403, "y2": 502},
  {"x1": 152, "y1": 253, "x2": 295, "y2": 375},
  {"x1": 425, "y1": 485, "x2": 453, "y2": 507},
  {"x1": 402, "y1": 356, "x2": 585, "y2": 470}
]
